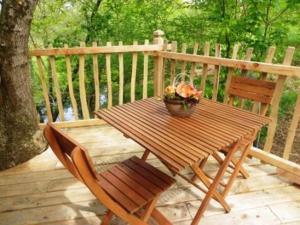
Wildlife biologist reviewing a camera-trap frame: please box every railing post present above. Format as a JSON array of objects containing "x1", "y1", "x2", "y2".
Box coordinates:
[
  {"x1": 283, "y1": 90, "x2": 300, "y2": 159},
  {"x1": 264, "y1": 47, "x2": 295, "y2": 153},
  {"x1": 153, "y1": 30, "x2": 165, "y2": 98}
]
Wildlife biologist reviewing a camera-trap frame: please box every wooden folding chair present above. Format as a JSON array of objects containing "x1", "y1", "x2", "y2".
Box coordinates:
[
  {"x1": 215, "y1": 76, "x2": 276, "y2": 179},
  {"x1": 44, "y1": 123, "x2": 175, "y2": 225},
  {"x1": 191, "y1": 76, "x2": 276, "y2": 201}
]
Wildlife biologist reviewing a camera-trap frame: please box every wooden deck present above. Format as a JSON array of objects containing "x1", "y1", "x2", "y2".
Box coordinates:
[{"x1": 0, "y1": 125, "x2": 300, "y2": 225}]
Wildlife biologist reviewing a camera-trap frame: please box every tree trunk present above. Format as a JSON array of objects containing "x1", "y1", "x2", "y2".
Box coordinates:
[{"x1": 0, "y1": 0, "x2": 46, "y2": 170}]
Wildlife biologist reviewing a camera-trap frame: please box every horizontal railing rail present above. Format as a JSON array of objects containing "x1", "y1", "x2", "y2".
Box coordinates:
[
  {"x1": 30, "y1": 43, "x2": 164, "y2": 56},
  {"x1": 156, "y1": 51, "x2": 300, "y2": 77}
]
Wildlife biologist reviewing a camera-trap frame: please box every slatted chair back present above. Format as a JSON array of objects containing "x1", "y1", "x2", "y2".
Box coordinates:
[
  {"x1": 228, "y1": 76, "x2": 276, "y2": 116},
  {"x1": 71, "y1": 147, "x2": 149, "y2": 225},
  {"x1": 44, "y1": 123, "x2": 83, "y2": 180}
]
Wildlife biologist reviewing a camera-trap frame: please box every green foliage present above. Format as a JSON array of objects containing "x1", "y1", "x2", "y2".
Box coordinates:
[{"x1": 30, "y1": 0, "x2": 300, "y2": 122}]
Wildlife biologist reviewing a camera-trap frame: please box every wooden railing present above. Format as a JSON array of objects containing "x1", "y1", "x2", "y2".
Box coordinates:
[{"x1": 30, "y1": 30, "x2": 300, "y2": 177}]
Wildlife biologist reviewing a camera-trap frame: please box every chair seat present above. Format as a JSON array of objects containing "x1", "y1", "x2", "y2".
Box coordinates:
[{"x1": 97, "y1": 156, "x2": 175, "y2": 213}]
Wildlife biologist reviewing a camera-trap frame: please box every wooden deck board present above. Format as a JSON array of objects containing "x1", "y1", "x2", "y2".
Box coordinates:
[{"x1": 0, "y1": 125, "x2": 299, "y2": 225}]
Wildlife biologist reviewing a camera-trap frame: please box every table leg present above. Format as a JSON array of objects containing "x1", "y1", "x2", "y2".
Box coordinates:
[
  {"x1": 213, "y1": 151, "x2": 249, "y2": 179},
  {"x1": 141, "y1": 149, "x2": 150, "y2": 161},
  {"x1": 222, "y1": 143, "x2": 252, "y2": 198},
  {"x1": 191, "y1": 141, "x2": 241, "y2": 225},
  {"x1": 191, "y1": 158, "x2": 208, "y2": 182},
  {"x1": 221, "y1": 131, "x2": 257, "y2": 198}
]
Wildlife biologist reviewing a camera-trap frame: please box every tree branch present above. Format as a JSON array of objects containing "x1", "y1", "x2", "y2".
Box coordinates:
[
  {"x1": 85, "y1": 0, "x2": 103, "y2": 43},
  {"x1": 269, "y1": 6, "x2": 289, "y2": 24}
]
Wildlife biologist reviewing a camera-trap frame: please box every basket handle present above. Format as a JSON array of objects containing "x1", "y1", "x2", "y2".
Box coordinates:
[{"x1": 172, "y1": 73, "x2": 193, "y2": 88}]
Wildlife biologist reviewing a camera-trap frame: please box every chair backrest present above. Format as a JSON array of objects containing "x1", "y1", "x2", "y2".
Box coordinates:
[
  {"x1": 44, "y1": 123, "x2": 83, "y2": 180},
  {"x1": 228, "y1": 76, "x2": 276, "y2": 115}
]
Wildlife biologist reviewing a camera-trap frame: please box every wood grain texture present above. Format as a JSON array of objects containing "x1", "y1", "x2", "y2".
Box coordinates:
[
  {"x1": 228, "y1": 76, "x2": 276, "y2": 104},
  {"x1": 143, "y1": 40, "x2": 149, "y2": 99},
  {"x1": 252, "y1": 46, "x2": 276, "y2": 113},
  {"x1": 0, "y1": 125, "x2": 299, "y2": 225},
  {"x1": 169, "y1": 41, "x2": 177, "y2": 83},
  {"x1": 157, "y1": 51, "x2": 300, "y2": 77},
  {"x1": 78, "y1": 42, "x2": 90, "y2": 119},
  {"x1": 223, "y1": 43, "x2": 240, "y2": 103},
  {"x1": 241, "y1": 47, "x2": 253, "y2": 76},
  {"x1": 260, "y1": 46, "x2": 276, "y2": 80},
  {"x1": 36, "y1": 56, "x2": 53, "y2": 122},
  {"x1": 118, "y1": 41, "x2": 124, "y2": 105},
  {"x1": 190, "y1": 43, "x2": 199, "y2": 82},
  {"x1": 105, "y1": 42, "x2": 113, "y2": 109},
  {"x1": 48, "y1": 45, "x2": 65, "y2": 121},
  {"x1": 283, "y1": 90, "x2": 300, "y2": 159},
  {"x1": 92, "y1": 42, "x2": 100, "y2": 113},
  {"x1": 64, "y1": 44, "x2": 79, "y2": 120},
  {"x1": 212, "y1": 44, "x2": 221, "y2": 101},
  {"x1": 180, "y1": 43, "x2": 187, "y2": 80},
  {"x1": 96, "y1": 98, "x2": 271, "y2": 172},
  {"x1": 264, "y1": 47, "x2": 295, "y2": 153},
  {"x1": 45, "y1": 123, "x2": 174, "y2": 225},
  {"x1": 200, "y1": 42, "x2": 210, "y2": 92},
  {"x1": 30, "y1": 44, "x2": 164, "y2": 56},
  {"x1": 131, "y1": 41, "x2": 138, "y2": 102}
]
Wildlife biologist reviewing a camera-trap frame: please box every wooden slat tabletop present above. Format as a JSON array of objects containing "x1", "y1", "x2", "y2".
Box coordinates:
[{"x1": 95, "y1": 98, "x2": 271, "y2": 172}]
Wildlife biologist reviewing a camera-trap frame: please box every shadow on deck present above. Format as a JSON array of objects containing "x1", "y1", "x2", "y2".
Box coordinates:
[{"x1": 0, "y1": 125, "x2": 299, "y2": 225}]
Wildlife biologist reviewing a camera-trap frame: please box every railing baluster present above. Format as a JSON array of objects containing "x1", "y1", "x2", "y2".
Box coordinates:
[
  {"x1": 241, "y1": 48, "x2": 253, "y2": 76},
  {"x1": 161, "y1": 42, "x2": 168, "y2": 90},
  {"x1": 106, "y1": 42, "x2": 113, "y2": 109},
  {"x1": 131, "y1": 41, "x2": 138, "y2": 102},
  {"x1": 264, "y1": 47, "x2": 295, "y2": 153},
  {"x1": 169, "y1": 41, "x2": 177, "y2": 84},
  {"x1": 153, "y1": 30, "x2": 164, "y2": 98},
  {"x1": 36, "y1": 56, "x2": 53, "y2": 122},
  {"x1": 212, "y1": 44, "x2": 221, "y2": 101},
  {"x1": 261, "y1": 46, "x2": 276, "y2": 80},
  {"x1": 181, "y1": 43, "x2": 187, "y2": 80},
  {"x1": 190, "y1": 43, "x2": 199, "y2": 82},
  {"x1": 239, "y1": 47, "x2": 253, "y2": 108},
  {"x1": 251, "y1": 46, "x2": 276, "y2": 113},
  {"x1": 118, "y1": 41, "x2": 124, "y2": 105},
  {"x1": 48, "y1": 44, "x2": 65, "y2": 121},
  {"x1": 283, "y1": 91, "x2": 300, "y2": 159},
  {"x1": 64, "y1": 44, "x2": 79, "y2": 120},
  {"x1": 143, "y1": 40, "x2": 149, "y2": 99},
  {"x1": 223, "y1": 43, "x2": 240, "y2": 103},
  {"x1": 200, "y1": 42, "x2": 210, "y2": 92},
  {"x1": 92, "y1": 42, "x2": 100, "y2": 114},
  {"x1": 78, "y1": 42, "x2": 90, "y2": 119}
]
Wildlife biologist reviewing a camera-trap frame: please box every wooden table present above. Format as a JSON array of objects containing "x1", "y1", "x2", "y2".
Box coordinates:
[{"x1": 95, "y1": 98, "x2": 271, "y2": 224}]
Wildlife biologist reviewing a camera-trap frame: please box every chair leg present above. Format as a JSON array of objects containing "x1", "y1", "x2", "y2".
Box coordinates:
[
  {"x1": 192, "y1": 164, "x2": 231, "y2": 213},
  {"x1": 141, "y1": 196, "x2": 159, "y2": 222},
  {"x1": 191, "y1": 159, "x2": 207, "y2": 182},
  {"x1": 101, "y1": 210, "x2": 113, "y2": 225},
  {"x1": 151, "y1": 208, "x2": 172, "y2": 225}
]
